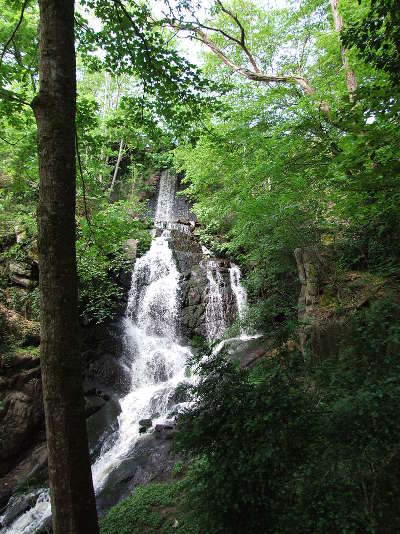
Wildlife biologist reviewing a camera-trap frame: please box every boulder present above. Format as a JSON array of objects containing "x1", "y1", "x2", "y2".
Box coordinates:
[
  {"x1": 0, "y1": 488, "x2": 43, "y2": 526},
  {"x1": 9, "y1": 274, "x2": 37, "y2": 289},
  {"x1": 0, "y1": 442, "x2": 47, "y2": 507},
  {"x1": 216, "y1": 335, "x2": 269, "y2": 368},
  {"x1": 0, "y1": 389, "x2": 43, "y2": 465},
  {"x1": 9, "y1": 262, "x2": 32, "y2": 278},
  {"x1": 124, "y1": 239, "x2": 138, "y2": 262},
  {"x1": 87, "y1": 396, "x2": 122, "y2": 455},
  {"x1": 138, "y1": 418, "x2": 152, "y2": 429},
  {"x1": 95, "y1": 432, "x2": 179, "y2": 517},
  {"x1": 154, "y1": 423, "x2": 177, "y2": 440},
  {"x1": 139, "y1": 417, "x2": 153, "y2": 434}
]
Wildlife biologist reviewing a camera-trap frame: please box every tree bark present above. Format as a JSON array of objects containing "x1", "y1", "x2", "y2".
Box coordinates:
[
  {"x1": 330, "y1": 0, "x2": 358, "y2": 98},
  {"x1": 31, "y1": 1, "x2": 99, "y2": 532},
  {"x1": 109, "y1": 138, "x2": 124, "y2": 197}
]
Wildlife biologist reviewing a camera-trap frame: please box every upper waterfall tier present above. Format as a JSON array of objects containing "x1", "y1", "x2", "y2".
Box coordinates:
[
  {"x1": 150, "y1": 170, "x2": 196, "y2": 225},
  {"x1": 155, "y1": 170, "x2": 176, "y2": 223}
]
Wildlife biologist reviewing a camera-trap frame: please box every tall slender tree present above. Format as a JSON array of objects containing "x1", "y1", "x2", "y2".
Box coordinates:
[{"x1": 31, "y1": 1, "x2": 99, "y2": 532}]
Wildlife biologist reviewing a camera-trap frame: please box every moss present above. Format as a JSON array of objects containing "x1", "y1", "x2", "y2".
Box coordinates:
[
  {"x1": 100, "y1": 478, "x2": 203, "y2": 534},
  {"x1": 18, "y1": 345, "x2": 40, "y2": 358}
]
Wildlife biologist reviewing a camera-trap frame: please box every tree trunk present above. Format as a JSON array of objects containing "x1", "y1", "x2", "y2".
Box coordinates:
[
  {"x1": 31, "y1": 1, "x2": 99, "y2": 532},
  {"x1": 330, "y1": 0, "x2": 358, "y2": 98},
  {"x1": 109, "y1": 138, "x2": 124, "y2": 197}
]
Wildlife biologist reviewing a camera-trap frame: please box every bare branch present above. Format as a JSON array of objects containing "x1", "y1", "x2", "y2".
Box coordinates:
[
  {"x1": 330, "y1": 0, "x2": 357, "y2": 99},
  {"x1": 215, "y1": 0, "x2": 260, "y2": 73},
  {"x1": 194, "y1": 28, "x2": 314, "y2": 94},
  {"x1": 0, "y1": 0, "x2": 29, "y2": 66}
]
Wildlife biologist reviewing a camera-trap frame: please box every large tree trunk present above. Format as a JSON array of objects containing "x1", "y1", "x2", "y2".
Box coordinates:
[{"x1": 31, "y1": 1, "x2": 99, "y2": 532}]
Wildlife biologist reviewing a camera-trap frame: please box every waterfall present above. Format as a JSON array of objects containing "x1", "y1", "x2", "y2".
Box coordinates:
[
  {"x1": 0, "y1": 172, "x2": 191, "y2": 534},
  {"x1": 90, "y1": 233, "x2": 191, "y2": 491},
  {"x1": 0, "y1": 170, "x2": 251, "y2": 533},
  {"x1": 205, "y1": 260, "x2": 226, "y2": 342},
  {"x1": 155, "y1": 170, "x2": 175, "y2": 223},
  {"x1": 229, "y1": 264, "x2": 247, "y2": 320}
]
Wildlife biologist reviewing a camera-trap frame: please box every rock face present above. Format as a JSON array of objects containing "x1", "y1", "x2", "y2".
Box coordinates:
[
  {"x1": 95, "y1": 430, "x2": 180, "y2": 518},
  {"x1": 294, "y1": 247, "x2": 385, "y2": 361},
  {"x1": 0, "y1": 352, "x2": 44, "y2": 505},
  {"x1": 168, "y1": 229, "x2": 237, "y2": 341},
  {"x1": 294, "y1": 247, "x2": 326, "y2": 323},
  {"x1": 0, "y1": 320, "x2": 131, "y2": 507}
]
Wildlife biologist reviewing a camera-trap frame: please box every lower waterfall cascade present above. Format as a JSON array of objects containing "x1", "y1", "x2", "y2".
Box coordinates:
[{"x1": 0, "y1": 171, "x2": 250, "y2": 533}]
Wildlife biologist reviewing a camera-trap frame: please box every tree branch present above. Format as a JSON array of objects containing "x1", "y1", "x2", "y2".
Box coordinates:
[
  {"x1": 0, "y1": 0, "x2": 29, "y2": 66},
  {"x1": 194, "y1": 28, "x2": 314, "y2": 94},
  {"x1": 0, "y1": 86, "x2": 30, "y2": 105},
  {"x1": 215, "y1": 0, "x2": 260, "y2": 73}
]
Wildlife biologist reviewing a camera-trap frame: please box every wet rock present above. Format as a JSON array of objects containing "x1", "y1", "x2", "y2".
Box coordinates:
[
  {"x1": 167, "y1": 383, "x2": 190, "y2": 408},
  {"x1": 138, "y1": 418, "x2": 152, "y2": 429},
  {"x1": 116, "y1": 268, "x2": 132, "y2": 290},
  {"x1": 1, "y1": 488, "x2": 43, "y2": 526},
  {"x1": 87, "y1": 396, "x2": 121, "y2": 456},
  {"x1": 217, "y1": 336, "x2": 270, "y2": 368},
  {"x1": 124, "y1": 239, "x2": 138, "y2": 262},
  {"x1": 0, "y1": 442, "x2": 47, "y2": 506},
  {"x1": 84, "y1": 354, "x2": 129, "y2": 397},
  {"x1": 95, "y1": 433, "x2": 179, "y2": 517},
  {"x1": 85, "y1": 395, "x2": 106, "y2": 417},
  {"x1": 154, "y1": 423, "x2": 177, "y2": 440}
]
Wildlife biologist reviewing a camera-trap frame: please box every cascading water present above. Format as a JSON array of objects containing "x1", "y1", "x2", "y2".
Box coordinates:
[
  {"x1": 0, "y1": 173, "x2": 192, "y2": 534},
  {"x1": 91, "y1": 232, "x2": 192, "y2": 490},
  {"x1": 0, "y1": 170, "x2": 252, "y2": 533},
  {"x1": 229, "y1": 264, "x2": 247, "y2": 320},
  {"x1": 155, "y1": 169, "x2": 176, "y2": 223},
  {"x1": 205, "y1": 260, "x2": 226, "y2": 342}
]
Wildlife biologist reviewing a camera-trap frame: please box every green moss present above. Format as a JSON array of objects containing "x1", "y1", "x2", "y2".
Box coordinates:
[
  {"x1": 18, "y1": 345, "x2": 40, "y2": 358},
  {"x1": 100, "y1": 478, "x2": 203, "y2": 534}
]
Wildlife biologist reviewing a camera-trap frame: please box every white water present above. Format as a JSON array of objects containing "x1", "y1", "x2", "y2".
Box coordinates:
[
  {"x1": 205, "y1": 260, "x2": 226, "y2": 342},
  {"x1": 91, "y1": 232, "x2": 191, "y2": 491},
  {"x1": 155, "y1": 169, "x2": 175, "y2": 223},
  {"x1": 229, "y1": 264, "x2": 247, "y2": 320}
]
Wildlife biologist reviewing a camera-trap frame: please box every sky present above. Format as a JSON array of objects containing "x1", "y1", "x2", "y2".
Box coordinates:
[{"x1": 149, "y1": 0, "x2": 290, "y2": 65}]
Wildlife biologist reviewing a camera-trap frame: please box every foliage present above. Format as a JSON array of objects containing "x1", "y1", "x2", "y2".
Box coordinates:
[
  {"x1": 175, "y1": 296, "x2": 400, "y2": 533},
  {"x1": 342, "y1": 0, "x2": 400, "y2": 84},
  {"x1": 174, "y1": 0, "x2": 400, "y2": 333},
  {"x1": 76, "y1": 200, "x2": 151, "y2": 323},
  {"x1": 175, "y1": 350, "x2": 315, "y2": 533},
  {"x1": 100, "y1": 478, "x2": 202, "y2": 534}
]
